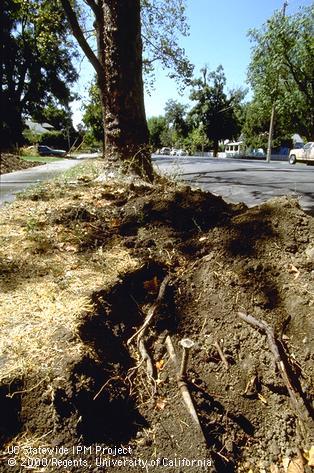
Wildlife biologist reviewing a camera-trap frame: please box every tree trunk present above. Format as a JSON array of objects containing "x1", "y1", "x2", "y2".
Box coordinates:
[
  {"x1": 213, "y1": 139, "x2": 219, "y2": 157},
  {"x1": 1, "y1": 94, "x2": 24, "y2": 150},
  {"x1": 102, "y1": 0, "x2": 153, "y2": 180},
  {"x1": 95, "y1": 8, "x2": 106, "y2": 153},
  {"x1": 0, "y1": 1, "x2": 5, "y2": 151},
  {"x1": 61, "y1": 0, "x2": 154, "y2": 180}
]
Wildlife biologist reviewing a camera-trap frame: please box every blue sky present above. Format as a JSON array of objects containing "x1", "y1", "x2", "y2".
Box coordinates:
[{"x1": 71, "y1": 0, "x2": 312, "y2": 127}]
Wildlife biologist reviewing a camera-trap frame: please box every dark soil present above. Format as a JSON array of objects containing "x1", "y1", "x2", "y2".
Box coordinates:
[
  {"x1": 0, "y1": 177, "x2": 313, "y2": 472},
  {"x1": 0, "y1": 153, "x2": 39, "y2": 174}
]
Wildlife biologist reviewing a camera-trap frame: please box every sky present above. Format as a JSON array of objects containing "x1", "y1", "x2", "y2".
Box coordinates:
[{"x1": 71, "y1": 0, "x2": 312, "y2": 127}]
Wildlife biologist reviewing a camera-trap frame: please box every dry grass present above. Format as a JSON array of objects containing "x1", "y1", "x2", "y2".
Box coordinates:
[{"x1": 0, "y1": 172, "x2": 140, "y2": 386}]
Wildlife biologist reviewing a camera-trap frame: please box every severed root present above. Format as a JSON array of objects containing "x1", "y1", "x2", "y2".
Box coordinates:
[
  {"x1": 127, "y1": 275, "x2": 170, "y2": 346},
  {"x1": 213, "y1": 340, "x2": 229, "y2": 370},
  {"x1": 138, "y1": 338, "x2": 154, "y2": 378},
  {"x1": 165, "y1": 335, "x2": 206, "y2": 441},
  {"x1": 238, "y1": 311, "x2": 314, "y2": 444},
  {"x1": 127, "y1": 275, "x2": 170, "y2": 378}
]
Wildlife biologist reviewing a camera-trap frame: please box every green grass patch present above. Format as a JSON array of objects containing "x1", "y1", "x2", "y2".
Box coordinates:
[
  {"x1": 55, "y1": 159, "x2": 104, "y2": 183},
  {"x1": 21, "y1": 155, "x2": 65, "y2": 163}
]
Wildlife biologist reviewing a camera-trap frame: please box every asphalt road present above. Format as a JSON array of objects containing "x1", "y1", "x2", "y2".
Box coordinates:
[
  {"x1": 153, "y1": 155, "x2": 314, "y2": 216},
  {"x1": 1, "y1": 156, "x2": 313, "y2": 217},
  {"x1": 0, "y1": 159, "x2": 81, "y2": 206}
]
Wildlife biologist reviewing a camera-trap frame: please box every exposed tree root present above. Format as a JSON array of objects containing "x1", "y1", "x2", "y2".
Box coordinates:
[
  {"x1": 127, "y1": 275, "x2": 170, "y2": 346},
  {"x1": 165, "y1": 335, "x2": 206, "y2": 442},
  {"x1": 213, "y1": 340, "x2": 229, "y2": 370},
  {"x1": 238, "y1": 311, "x2": 314, "y2": 446},
  {"x1": 127, "y1": 275, "x2": 170, "y2": 381}
]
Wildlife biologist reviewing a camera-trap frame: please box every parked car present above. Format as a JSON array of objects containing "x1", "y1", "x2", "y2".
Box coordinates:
[
  {"x1": 289, "y1": 142, "x2": 314, "y2": 165},
  {"x1": 176, "y1": 149, "x2": 188, "y2": 156},
  {"x1": 38, "y1": 145, "x2": 67, "y2": 157},
  {"x1": 159, "y1": 147, "x2": 171, "y2": 155},
  {"x1": 250, "y1": 148, "x2": 265, "y2": 157}
]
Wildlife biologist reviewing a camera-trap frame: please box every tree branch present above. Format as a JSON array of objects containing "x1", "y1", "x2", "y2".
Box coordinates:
[
  {"x1": 84, "y1": 0, "x2": 101, "y2": 23},
  {"x1": 16, "y1": 62, "x2": 28, "y2": 99},
  {"x1": 282, "y1": 49, "x2": 311, "y2": 103},
  {"x1": 60, "y1": 0, "x2": 104, "y2": 82}
]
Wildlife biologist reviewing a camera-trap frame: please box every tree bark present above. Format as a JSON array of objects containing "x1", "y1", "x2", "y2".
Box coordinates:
[
  {"x1": 95, "y1": 3, "x2": 106, "y2": 153},
  {"x1": 213, "y1": 139, "x2": 219, "y2": 157},
  {"x1": 102, "y1": 0, "x2": 153, "y2": 180},
  {"x1": 0, "y1": 1, "x2": 4, "y2": 151}
]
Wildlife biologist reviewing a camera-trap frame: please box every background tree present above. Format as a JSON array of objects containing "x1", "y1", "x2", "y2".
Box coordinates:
[
  {"x1": 247, "y1": 5, "x2": 314, "y2": 146},
  {"x1": 82, "y1": 84, "x2": 104, "y2": 145},
  {"x1": 241, "y1": 102, "x2": 270, "y2": 149},
  {"x1": 34, "y1": 104, "x2": 74, "y2": 132},
  {"x1": 184, "y1": 125, "x2": 209, "y2": 155},
  {"x1": 164, "y1": 99, "x2": 189, "y2": 139},
  {"x1": 0, "y1": 0, "x2": 77, "y2": 150},
  {"x1": 60, "y1": 0, "x2": 192, "y2": 178},
  {"x1": 147, "y1": 116, "x2": 168, "y2": 149},
  {"x1": 189, "y1": 66, "x2": 246, "y2": 156},
  {"x1": 242, "y1": 94, "x2": 306, "y2": 151},
  {"x1": 32, "y1": 104, "x2": 79, "y2": 150}
]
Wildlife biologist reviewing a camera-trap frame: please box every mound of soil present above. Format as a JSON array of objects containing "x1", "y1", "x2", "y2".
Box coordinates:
[
  {"x1": 0, "y1": 153, "x2": 39, "y2": 174},
  {"x1": 0, "y1": 176, "x2": 313, "y2": 473}
]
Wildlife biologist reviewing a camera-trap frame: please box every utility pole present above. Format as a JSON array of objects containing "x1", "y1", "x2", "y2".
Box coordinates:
[
  {"x1": 282, "y1": 1, "x2": 288, "y2": 16},
  {"x1": 266, "y1": 0, "x2": 288, "y2": 163},
  {"x1": 266, "y1": 106, "x2": 275, "y2": 163},
  {"x1": 67, "y1": 127, "x2": 71, "y2": 152}
]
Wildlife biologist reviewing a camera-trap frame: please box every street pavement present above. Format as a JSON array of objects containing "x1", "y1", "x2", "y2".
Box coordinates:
[
  {"x1": 0, "y1": 156, "x2": 313, "y2": 217},
  {"x1": 153, "y1": 155, "x2": 314, "y2": 216},
  {"x1": 0, "y1": 159, "x2": 81, "y2": 206}
]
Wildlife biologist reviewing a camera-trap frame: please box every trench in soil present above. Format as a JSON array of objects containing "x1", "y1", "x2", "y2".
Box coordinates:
[
  {"x1": 0, "y1": 261, "x2": 176, "y2": 450},
  {"x1": 72, "y1": 261, "x2": 170, "y2": 444}
]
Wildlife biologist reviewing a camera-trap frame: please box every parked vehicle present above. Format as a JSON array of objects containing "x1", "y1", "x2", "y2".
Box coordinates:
[
  {"x1": 289, "y1": 142, "x2": 314, "y2": 165},
  {"x1": 159, "y1": 147, "x2": 171, "y2": 155},
  {"x1": 176, "y1": 149, "x2": 188, "y2": 156},
  {"x1": 38, "y1": 145, "x2": 67, "y2": 157}
]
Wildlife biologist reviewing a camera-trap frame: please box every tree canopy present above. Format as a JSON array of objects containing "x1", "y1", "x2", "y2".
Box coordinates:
[
  {"x1": 0, "y1": 0, "x2": 77, "y2": 150},
  {"x1": 189, "y1": 66, "x2": 246, "y2": 156},
  {"x1": 164, "y1": 99, "x2": 189, "y2": 138},
  {"x1": 141, "y1": 0, "x2": 193, "y2": 89},
  {"x1": 82, "y1": 84, "x2": 104, "y2": 144},
  {"x1": 147, "y1": 116, "x2": 168, "y2": 149},
  {"x1": 247, "y1": 5, "x2": 314, "y2": 142}
]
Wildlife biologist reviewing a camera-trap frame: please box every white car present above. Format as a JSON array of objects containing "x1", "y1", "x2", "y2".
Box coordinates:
[
  {"x1": 289, "y1": 142, "x2": 314, "y2": 165},
  {"x1": 176, "y1": 149, "x2": 187, "y2": 156},
  {"x1": 159, "y1": 147, "x2": 171, "y2": 155}
]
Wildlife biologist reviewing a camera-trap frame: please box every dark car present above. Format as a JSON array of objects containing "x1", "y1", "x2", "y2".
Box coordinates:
[{"x1": 38, "y1": 145, "x2": 67, "y2": 157}]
